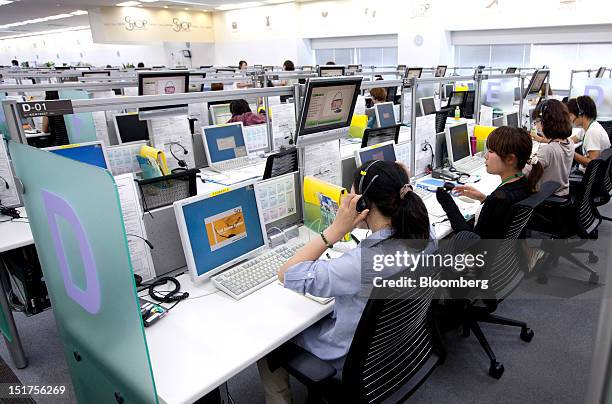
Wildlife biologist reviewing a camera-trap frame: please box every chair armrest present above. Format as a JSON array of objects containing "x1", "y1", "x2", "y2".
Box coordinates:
[
  {"x1": 543, "y1": 195, "x2": 571, "y2": 206},
  {"x1": 269, "y1": 342, "x2": 337, "y2": 386}
]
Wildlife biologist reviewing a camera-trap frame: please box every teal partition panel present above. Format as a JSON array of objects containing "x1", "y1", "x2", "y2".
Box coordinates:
[
  {"x1": 0, "y1": 94, "x2": 9, "y2": 140},
  {"x1": 58, "y1": 90, "x2": 97, "y2": 143},
  {"x1": 9, "y1": 141, "x2": 158, "y2": 404},
  {"x1": 0, "y1": 299, "x2": 13, "y2": 342}
]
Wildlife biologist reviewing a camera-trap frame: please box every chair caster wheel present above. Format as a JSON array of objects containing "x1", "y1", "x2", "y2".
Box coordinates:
[
  {"x1": 489, "y1": 361, "x2": 504, "y2": 379},
  {"x1": 520, "y1": 328, "x2": 534, "y2": 342},
  {"x1": 589, "y1": 273, "x2": 599, "y2": 284},
  {"x1": 537, "y1": 274, "x2": 548, "y2": 284},
  {"x1": 588, "y1": 253, "x2": 599, "y2": 264}
]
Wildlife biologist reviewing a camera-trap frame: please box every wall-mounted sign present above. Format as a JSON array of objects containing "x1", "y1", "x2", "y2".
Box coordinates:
[
  {"x1": 89, "y1": 7, "x2": 214, "y2": 44},
  {"x1": 18, "y1": 100, "x2": 74, "y2": 118}
]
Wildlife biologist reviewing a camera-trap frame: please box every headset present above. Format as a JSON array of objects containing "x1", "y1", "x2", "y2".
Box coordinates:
[
  {"x1": 168, "y1": 142, "x2": 188, "y2": 170},
  {"x1": 356, "y1": 160, "x2": 382, "y2": 213},
  {"x1": 575, "y1": 96, "x2": 584, "y2": 116}
]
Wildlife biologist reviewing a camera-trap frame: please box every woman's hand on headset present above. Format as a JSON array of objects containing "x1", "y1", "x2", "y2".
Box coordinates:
[{"x1": 326, "y1": 194, "x2": 369, "y2": 243}]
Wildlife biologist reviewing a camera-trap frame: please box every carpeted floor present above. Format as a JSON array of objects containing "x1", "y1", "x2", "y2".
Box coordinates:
[{"x1": 0, "y1": 203, "x2": 610, "y2": 404}]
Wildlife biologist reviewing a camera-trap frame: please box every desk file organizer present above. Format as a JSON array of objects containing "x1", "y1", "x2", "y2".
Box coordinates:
[
  {"x1": 303, "y1": 176, "x2": 349, "y2": 241},
  {"x1": 136, "y1": 168, "x2": 198, "y2": 212}
]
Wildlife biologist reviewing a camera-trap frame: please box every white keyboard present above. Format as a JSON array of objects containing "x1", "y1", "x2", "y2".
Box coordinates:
[
  {"x1": 212, "y1": 242, "x2": 306, "y2": 300},
  {"x1": 212, "y1": 156, "x2": 265, "y2": 172},
  {"x1": 454, "y1": 156, "x2": 485, "y2": 174}
]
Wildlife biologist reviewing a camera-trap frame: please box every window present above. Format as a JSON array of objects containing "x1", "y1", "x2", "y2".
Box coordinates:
[
  {"x1": 454, "y1": 44, "x2": 530, "y2": 70},
  {"x1": 315, "y1": 48, "x2": 353, "y2": 65}
]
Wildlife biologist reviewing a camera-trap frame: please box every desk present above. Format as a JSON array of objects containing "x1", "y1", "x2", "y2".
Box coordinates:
[
  {"x1": 0, "y1": 207, "x2": 33, "y2": 369},
  {"x1": 144, "y1": 227, "x2": 335, "y2": 404}
]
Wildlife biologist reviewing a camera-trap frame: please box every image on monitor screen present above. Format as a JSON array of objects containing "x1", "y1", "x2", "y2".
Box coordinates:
[
  {"x1": 435, "y1": 65, "x2": 447, "y2": 77},
  {"x1": 356, "y1": 142, "x2": 397, "y2": 166},
  {"x1": 138, "y1": 72, "x2": 189, "y2": 96}
]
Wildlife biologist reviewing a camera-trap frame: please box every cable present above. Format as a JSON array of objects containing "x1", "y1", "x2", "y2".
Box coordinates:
[
  {"x1": 148, "y1": 277, "x2": 189, "y2": 303},
  {"x1": 126, "y1": 233, "x2": 154, "y2": 250},
  {"x1": 0, "y1": 175, "x2": 9, "y2": 190},
  {"x1": 421, "y1": 141, "x2": 434, "y2": 172}
]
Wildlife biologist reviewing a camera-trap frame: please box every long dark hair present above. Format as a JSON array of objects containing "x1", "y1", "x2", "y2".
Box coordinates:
[
  {"x1": 230, "y1": 99, "x2": 252, "y2": 116},
  {"x1": 532, "y1": 99, "x2": 572, "y2": 140},
  {"x1": 352, "y1": 161, "x2": 430, "y2": 244},
  {"x1": 485, "y1": 126, "x2": 535, "y2": 191}
]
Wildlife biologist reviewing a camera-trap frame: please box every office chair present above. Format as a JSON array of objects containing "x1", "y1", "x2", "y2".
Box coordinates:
[
  {"x1": 435, "y1": 109, "x2": 451, "y2": 134},
  {"x1": 529, "y1": 157, "x2": 608, "y2": 284},
  {"x1": 450, "y1": 182, "x2": 559, "y2": 379},
  {"x1": 592, "y1": 148, "x2": 612, "y2": 222},
  {"x1": 268, "y1": 268, "x2": 445, "y2": 403},
  {"x1": 598, "y1": 120, "x2": 612, "y2": 145}
]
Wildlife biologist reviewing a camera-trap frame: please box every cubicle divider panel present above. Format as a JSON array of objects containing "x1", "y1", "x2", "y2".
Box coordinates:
[
  {"x1": 479, "y1": 76, "x2": 517, "y2": 112},
  {"x1": 9, "y1": 142, "x2": 158, "y2": 404},
  {"x1": 570, "y1": 77, "x2": 612, "y2": 120}
]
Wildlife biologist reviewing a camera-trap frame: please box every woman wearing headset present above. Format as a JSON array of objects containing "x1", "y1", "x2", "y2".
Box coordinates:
[
  {"x1": 257, "y1": 160, "x2": 433, "y2": 404},
  {"x1": 566, "y1": 96, "x2": 611, "y2": 172}
]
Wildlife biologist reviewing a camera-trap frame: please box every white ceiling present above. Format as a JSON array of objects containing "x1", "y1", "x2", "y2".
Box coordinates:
[{"x1": 0, "y1": 0, "x2": 309, "y2": 38}]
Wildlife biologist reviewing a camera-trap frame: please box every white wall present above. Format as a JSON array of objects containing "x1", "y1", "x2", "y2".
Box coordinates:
[{"x1": 0, "y1": 29, "x2": 168, "y2": 67}]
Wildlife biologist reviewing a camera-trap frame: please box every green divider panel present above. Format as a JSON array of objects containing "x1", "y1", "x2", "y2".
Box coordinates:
[
  {"x1": 58, "y1": 90, "x2": 98, "y2": 143},
  {"x1": 9, "y1": 141, "x2": 158, "y2": 404},
  {"x1": 0, "y1": 94, "x2": 9, "y2": 140},
  {"x1": 0, "y1": 298, "x2": 13, "y2": 342}
]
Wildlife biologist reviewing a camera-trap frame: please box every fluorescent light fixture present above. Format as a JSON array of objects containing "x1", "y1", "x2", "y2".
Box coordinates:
[
  {"x1": 0, "y1": 13, "x2": 78, "y2": 30},
  {"x1": 70, "y1": 10, "x2": 88, "y2": 16},
  {"x1": 215, "y1": 2, "x2": 263, "y2": 10},
  {"x1": 140, "y1": 0, "x2": 158, "y2": 2},
  {"x1": 264, "y1": 0, "x2": 293, "y2": 3},
  {"x1": 0, "y1": 0, "x2": 14, "y2": 6},
  {"x1": 116, "y1": 1, "x2": 141, "y2": 6}
]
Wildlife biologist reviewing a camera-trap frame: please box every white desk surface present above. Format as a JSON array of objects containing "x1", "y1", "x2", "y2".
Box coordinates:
[
  {"x1": 0, "y1": 208, "x2": 34, "y2": 253},
  {"x1": 145, "y1": 227, "x2": 336, "y2": 404}
]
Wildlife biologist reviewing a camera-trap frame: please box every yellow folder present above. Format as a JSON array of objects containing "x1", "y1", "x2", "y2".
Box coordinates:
[
  {"x1": 348, "y1": 114, "x2": 368, "y2": 139},
  {"x1": 139, "y1": 145, "x2": 169, "y2": 176},
  {"x1": 473, "y1": 125, "x2": 496, "y2": 153},
  {"x1": 303, "y1": 176, "x2": 350, "y2": 241}
]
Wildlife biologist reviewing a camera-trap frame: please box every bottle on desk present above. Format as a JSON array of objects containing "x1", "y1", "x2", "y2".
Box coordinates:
[{"x1": 454, "y1": 106, "x2": 460, "y2": 121}]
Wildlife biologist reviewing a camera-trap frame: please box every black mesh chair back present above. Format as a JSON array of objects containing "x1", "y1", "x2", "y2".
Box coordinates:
[
  {"x1": 435, "y1": 109, "x2": 450, "y2": 133},
  {"x1": 485, "y1": 181, "x2": 559, "y2": 298},
  {"x1": 599, "y1": 148, "x2": 612, "y2": 198},
  {"x1": 574, "y1": 158, "x2": 605, "y2": 237},
  {"x1": 341, "y1": 269, "x2": 442, "y2": 403},
  {"x1": 598, "y1": 120, "x2": 612, "y2": 144}
]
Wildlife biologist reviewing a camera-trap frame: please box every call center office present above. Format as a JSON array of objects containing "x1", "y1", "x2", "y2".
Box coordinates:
[{"x1": 1, "y1": 1, "x2": 612, "y2": 404}]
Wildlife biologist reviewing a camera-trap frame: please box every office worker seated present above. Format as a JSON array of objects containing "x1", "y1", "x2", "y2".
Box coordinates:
[
  {"x1": 524, "y1": 99, "x2": 574, "y2": 197},
  {"x1": 227, "y1": 99, "x2": 266, "y2": 126},
  {"x1": 258, "y1": 161, "x2": 433, "y2": 404},
  {"x1": 566, "y1": 96, "x2": 611, "y2": 172},
  {"x1": 236, "y1": 60, "x2": 252, "y2": 89},
  {"x1": 366, "y1": 87, "x2": 387, "y2": 129},
  {"x1": 436, "y1": 127, "x2": 533, "y2": 239}
]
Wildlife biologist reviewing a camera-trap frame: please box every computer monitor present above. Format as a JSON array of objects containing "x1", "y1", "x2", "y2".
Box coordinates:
[
  {"x1": 354, "y1": 141, "x2": 397, "y2": 166},
  {"x1": 44, "y1": 141, "x2": 110, "y2": 170},
  {"x1": 596, "y1": 66, "x2": 607, "y2": 78},
  {"x1": 202, "y1": 122, "x2": 248, "y2": 165},
  {"x1": 302, "y1": 66, "x2": 313, "y2": 72},
  {"x1": 448, "y1": 91, "x2": 465, "y2": 108},
  {"x1": 295, "y1": 77, "x2": 361, "y2": 145},
  {"x1": 82, "y1": 70, "x2": 110, "y2": 78},
  {"x1": 405, "y1": 67, "x2": 423, "y2": 80},
  {"x1": 506, "y1": 112, "x2": 519, "y2": 128},
  {"x1": 318, "y1": 65, "x2": 345, "y2": 77},
  {"x1": 114, "y1": 113, "x2": 150, "y2": 144},
  {"x1": 492, "y1": 116, "x2": 504, "y2": 127},
  {"x1": 385, "y1": 86, "x2": 398, "y2": 103},
  {"x1": 348, "y1": 64, "x2": 360, "y2": 71},
  {"x1": 361, "y1": 125, "x2": 401, "y2": 148},
  {"x1": 523, "y1": 69, "x2": 549, "y2": 99},
  {"x1": 209, "y1": 104, "x2": 232, "y2": 125},
  {"x1": 419, "y1": 96, "x2": 437, "y2": 115},
  {"x1": 173, "y1": 182, "x2": 267, "y2": 282},
  {"x1": 375, "y1": 102, "x2": 396, "y2": 128},
  {"x1": 216, "y1": 68, "x2": 236, "y2": 73},
  {"x1": 445, "y1": 123, "x2": 471, "y2": 166},
  {"x1": 505, "y1": 67, "x2": 517, "y2": 74},
  {"x1": 443, "y1": 84, "x2": 454, "y2": 100},
  {"x1": 435, "y1": 65, "x2": 447, "y2": 78},
  {"x1": 263, "y1": 147, "x2": 298, "y2": 180},
  {"x1": 138, "y1": 71, "x2": 189, "y2": 96}
]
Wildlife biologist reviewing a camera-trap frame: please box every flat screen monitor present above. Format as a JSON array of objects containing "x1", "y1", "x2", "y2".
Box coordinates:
[
  {"x1": 361, "y1": 125, "x2": 401, "y2": 148},
  {"x1": 443, "y1": 84, "x2": 454, "y2": 99},
  {"x1": 596, "y1": 66, "x2": 606, "y2": 78},
  {"x1": 202, "y1": 122, "x2": 248, "y2": 165},
  {"x1": 505, "y1": 67, "x2": 517, "y2": 74},
  {"x1": 302, "y1": 66, "x2": 313, "y2": 72},
  {"x1": 405, "y1": 67, "x2": 423, "y2": 80},
  {"x1": 523, "y1": 69, "x2": 549, "y2": 99},
  {"x1": 354, "y1": 141, "x2": 397, "y2": 166},
  {"x1": 419, "y1": 96, "x2": 437, "y2": 115},
  {"x1": 82, "y1": 71, "x2": 110, "y2": 78},
  {"x1": 492, "y1": 116, "x2": 504, "y2": 127},
  {"x1": 173, "y1": 182, "x2": 267, "y2": 282},
  {"x1": 114, "y1": 113, "x2": 150, "y2": 144},
  {"x1": 318, "y1": 65, "x2": 345, "y2": 77},
  {"x1": 435, "y1": 65, "x2": 447, "y2": 77},
  {"x1": 506, "y1": 112, "x2": 519, "y2": 128},
  {"x1": 209, "y1": 104, "x2": 232, "y2": 125},
  {"x1": 385, "y1": 86, "x2": 398, "y2": 103},
  {"x1": 375, "y1": 102, "x2": 396, "y2": 128},
  {"x1": 138, "y1": 71, "x2": 189, "y2": 96},
  {"x1": 295, "y1": 77, "x2": 361, "y2": 144},
  {"x1": 44, "y1": 141, "x2": 110, "y2": 170},
  {"x1": 216, "y1": 68, "x2": 235, "y2": 73},
  {"x1": 446, "y1": 123, "x2": 470, "y2": 164},
  {"x1": 448, "y1": 91, "x2": 465, "y2": 108}
]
